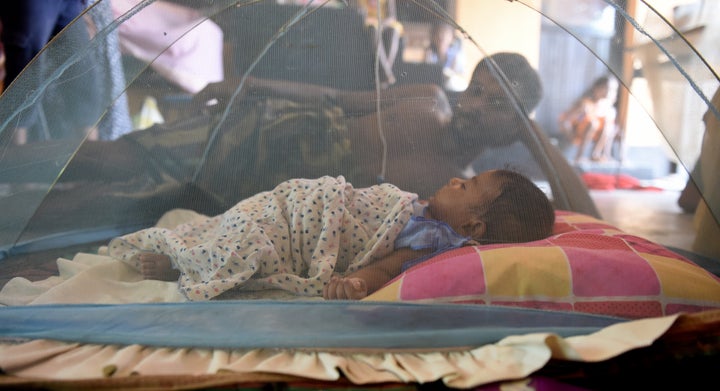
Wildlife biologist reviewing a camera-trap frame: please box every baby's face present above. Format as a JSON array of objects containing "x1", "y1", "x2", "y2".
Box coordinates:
[{"x1": 426, "y1": 171, "x2": 503, "y2": 235}]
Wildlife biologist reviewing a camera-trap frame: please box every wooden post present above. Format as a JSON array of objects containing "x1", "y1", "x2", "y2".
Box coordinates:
[{"x1": 615, "y1": 0, "x2": 637, "y2": 164}]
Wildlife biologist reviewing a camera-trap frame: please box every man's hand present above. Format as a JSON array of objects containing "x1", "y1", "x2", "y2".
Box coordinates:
[
  {"x1": 323, "y1": 276, "x2": 368, "y2": 300},
  {"x1": 193, "y1": 77, "x2": 248, "y2": 109}
]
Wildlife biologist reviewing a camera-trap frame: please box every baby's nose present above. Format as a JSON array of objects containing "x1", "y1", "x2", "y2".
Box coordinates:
[{"x1": 449, "y1": 177, "x2": 463, "y2": 186}]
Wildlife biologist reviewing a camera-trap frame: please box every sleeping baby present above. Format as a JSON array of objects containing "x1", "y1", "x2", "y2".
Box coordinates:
[{"x1": 108, "y1": 170, "x2": 554, "y2": 300}]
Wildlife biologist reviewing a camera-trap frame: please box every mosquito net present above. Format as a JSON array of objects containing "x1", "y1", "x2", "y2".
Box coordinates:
[
  {"x1": 0, "y1": 0, "x2": 719, "y2": 387},
  {"x1": 0, "y1": 0, "x2": 719, "y2": 361}
]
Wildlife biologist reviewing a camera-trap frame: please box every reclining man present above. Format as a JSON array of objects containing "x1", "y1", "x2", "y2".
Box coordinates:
[{"x1": 3, "y1": 52, "x2": 596, "y2": 217}]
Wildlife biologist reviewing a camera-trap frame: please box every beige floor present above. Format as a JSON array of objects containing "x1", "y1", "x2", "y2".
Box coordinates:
[{"x1": 590, "y1": 189, "x2": 696, "y2": 251}]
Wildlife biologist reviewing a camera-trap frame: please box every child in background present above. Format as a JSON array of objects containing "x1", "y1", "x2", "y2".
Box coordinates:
[
  {"x1": 559, "y1": 76, "x2": 619, "y2": 163},
  {"x1": 425, "y1": 22, "x2": 466, "y2": 91}
]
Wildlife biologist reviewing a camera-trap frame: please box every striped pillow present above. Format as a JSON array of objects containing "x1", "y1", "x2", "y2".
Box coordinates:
[{"x1": 365, "y1": 211, "x2": 720, "y2": 319}]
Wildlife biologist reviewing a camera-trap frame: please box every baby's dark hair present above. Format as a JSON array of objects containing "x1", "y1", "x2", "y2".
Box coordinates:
[{"x1": 471, "y1": 170, "x2": 555, "y2": 244}]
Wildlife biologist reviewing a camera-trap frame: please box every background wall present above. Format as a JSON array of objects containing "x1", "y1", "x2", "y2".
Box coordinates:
[{"x1": 454, "y1": 0, "x2": 542, "y2": 83}]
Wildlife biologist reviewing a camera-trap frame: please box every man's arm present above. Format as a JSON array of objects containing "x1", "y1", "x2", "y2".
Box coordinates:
[
  {"x1": 323, "y1": 247, "x2": 431, "y2": 300},
  {"x1": 195, "y1": 76, "x2": 448, "y2": 116}
]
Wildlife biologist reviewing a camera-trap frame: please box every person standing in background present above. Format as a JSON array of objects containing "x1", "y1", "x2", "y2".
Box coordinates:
[
  {"x1": 0, "y1": 0, "x2": 90, "y2": 87},
  {"x1": 0, "y1": 0, "x2": 96, "y2": 144},
  {"x1": 425, "y1": 22, "x2": 466, "y2": 91}
]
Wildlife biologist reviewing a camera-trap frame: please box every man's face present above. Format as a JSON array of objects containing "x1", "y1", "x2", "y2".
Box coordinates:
[
  {"x1": 426, "y1": 171, "x2": 502, "y2": 236},
  {"x1": 452, "y1": 70, "x2": 529, "y2": 148}
]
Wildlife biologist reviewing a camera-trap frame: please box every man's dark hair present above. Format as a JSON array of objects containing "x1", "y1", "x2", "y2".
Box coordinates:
[
  {"x1": 474, "y1": 52, "x2": 543, "y2": 113},
  {"x1": 471, "y1": 170, "x2": 555, "y2": 244}
]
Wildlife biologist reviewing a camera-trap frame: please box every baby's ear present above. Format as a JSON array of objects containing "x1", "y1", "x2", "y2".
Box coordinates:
[{"x1": 461, "y1": 218, "x2": 486, "y2": 240}]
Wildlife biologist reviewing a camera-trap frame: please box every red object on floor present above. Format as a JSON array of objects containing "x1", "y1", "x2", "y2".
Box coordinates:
[{"x1": 581, "y1": 172, "x2": 663, "y2": 191}]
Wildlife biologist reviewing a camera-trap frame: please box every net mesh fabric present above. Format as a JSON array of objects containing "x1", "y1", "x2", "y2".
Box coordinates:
[{"x1": 0, "y1": 0, "x2": 717, "y2": 306}]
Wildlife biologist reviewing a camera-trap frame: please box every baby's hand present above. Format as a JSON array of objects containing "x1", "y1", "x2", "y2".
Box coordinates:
[
  {"x1": 323, "y1": 276, "x2": 368, "y2": 300},
  {"x1": 136, "y1": 253, "x2": 178, "y2": 281}
]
